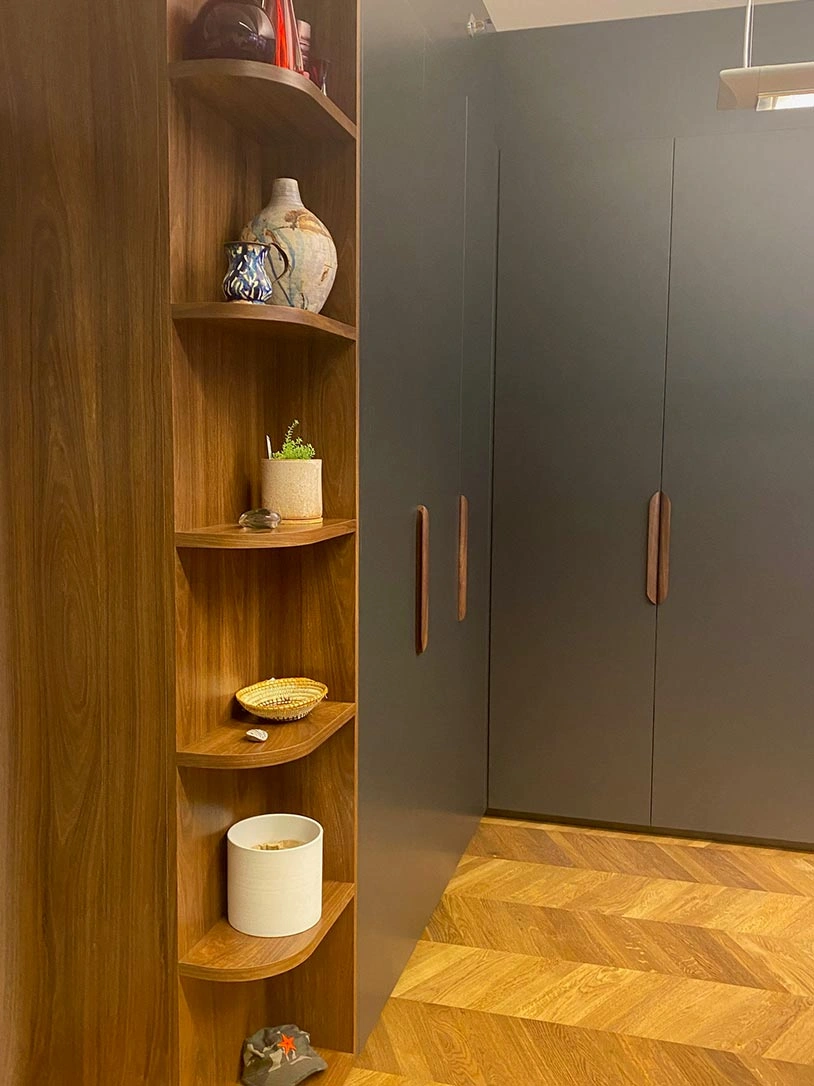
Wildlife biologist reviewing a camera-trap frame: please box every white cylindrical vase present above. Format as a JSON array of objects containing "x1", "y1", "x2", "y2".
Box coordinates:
[
  {"x1": 261, "y1": 459, "x2": 323, "y2": 524},
  {"x1": 227, "y1": 814, "x2": 323, "y2": 938}
]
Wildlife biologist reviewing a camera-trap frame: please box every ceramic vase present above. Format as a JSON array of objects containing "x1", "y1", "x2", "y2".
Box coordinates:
[
  {"x1": 227, "y1": 814, "x2": 323, "y2": 938},
  {"x1": 241, "y1": 179, "x2": 337, "y2": 313},
  {"x1": 222, "y1": 241, "x2": 286, "y2": 304},
  {"x1": 261, "y1": 458, "x2": 323, "y2": 523}
]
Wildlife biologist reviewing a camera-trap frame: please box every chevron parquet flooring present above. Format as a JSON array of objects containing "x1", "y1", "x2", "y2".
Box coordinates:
[{"x1": 349, "y1": 818, "x2": 814, "y2": 1085}]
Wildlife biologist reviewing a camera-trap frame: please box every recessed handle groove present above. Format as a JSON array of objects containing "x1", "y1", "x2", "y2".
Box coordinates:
[
  {"x1": 647, "y1": 492, "x2": 661, "y2": 606},
  {"x1": 457, "y1": 495, "x2": 469, "y2": 622},
  {"x1": 657, "y1": 493, "x2": 672, "y2": 605},
  {"x1": 416, "y1": 506, "x2": 429, "y2": 654}
]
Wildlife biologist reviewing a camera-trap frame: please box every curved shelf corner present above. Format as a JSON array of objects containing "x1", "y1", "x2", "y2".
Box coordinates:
[
  {"x1": 169, "y1": 59, "x2": 357, "y2": 144},
  {"x1": 178, "y1": 881, "x2": 355, "y2": 982},
  {"x1": 175, "y1": 519, "x2": 357, "y2": 550},
  {"x1": 176, "y1": 701, "x2": 355, "y2": 769},
  {"x1": 171, "y1": 302, "x2": 357, "y2": 344}
]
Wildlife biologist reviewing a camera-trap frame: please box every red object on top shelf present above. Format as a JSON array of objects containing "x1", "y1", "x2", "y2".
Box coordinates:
[
  {"x1": 274, "y1": 0, "x2": 288, "y2": 67},
  {"x1": 185, "y1": 0, "x2": 307, "y2": 75}
]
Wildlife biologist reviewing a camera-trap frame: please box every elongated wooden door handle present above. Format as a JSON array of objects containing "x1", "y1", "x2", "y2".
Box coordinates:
[
  {"x1": 657, "y1": 493, "x2": 671, "y2": 604},
  {"x1": 457, "y1": 495, "x2": 469, "y2": 622},
  {"x1": 646, "y1": 492, "x2": 661, "y2": 605},
  {"x1": 416, "y1": 505, "x2": 429, "y2": 653}
]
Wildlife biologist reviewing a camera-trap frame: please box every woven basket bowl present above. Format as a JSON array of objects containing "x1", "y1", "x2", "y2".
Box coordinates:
[{"x1": 236, "y1": 677, "x2": 328, "y2": 722}]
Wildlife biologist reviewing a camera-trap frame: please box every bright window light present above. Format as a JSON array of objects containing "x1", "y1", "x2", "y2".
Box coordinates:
[{"x1": 756, "y1": 91, "x2": 814, "y2": 111}]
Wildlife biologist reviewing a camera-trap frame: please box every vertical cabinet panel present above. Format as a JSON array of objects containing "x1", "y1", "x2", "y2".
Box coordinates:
[
  {"x1": 489, "y1": 139, "x2": 674, "y2": 825},
  {"x1": 459, "y1": 66, "x2": 499, "y2": 812},
  {"x1": 359, "y1": 12, "x2": 496, "y2": 1043},
  {"x1": 358, "y1": 0, "x2": 430, "y2": 1042},
  {"x1": 0, "y1": 0, "x2": 174, "y2": 1080},
  {"x1": 653, "y1": 130, "x2": 814, "y2": 842}
]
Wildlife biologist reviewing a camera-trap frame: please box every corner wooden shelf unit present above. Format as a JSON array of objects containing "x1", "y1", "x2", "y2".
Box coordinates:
[{"x1": 167, "y1": 1, "x2": 359, "y2": 1082}]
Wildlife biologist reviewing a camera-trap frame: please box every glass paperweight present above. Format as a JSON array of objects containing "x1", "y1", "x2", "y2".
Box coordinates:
[
  {"x1": 239, "y1": 508, "x2": 281, "y2": 531},
  {"x1": 186, "y1": 1, "x2": 276, "y2": 63}
]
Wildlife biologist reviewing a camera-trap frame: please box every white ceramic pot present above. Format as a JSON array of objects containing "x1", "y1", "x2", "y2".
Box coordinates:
[
  {"x1": 227, "y1": 814, "x2": 323, "y2": 938},
  {"x1": 261, "y1": 458, "x2": 323, "y2": 523},
  {"x1": 241, "y1": 178, "x2": 337, "y2": 313}
]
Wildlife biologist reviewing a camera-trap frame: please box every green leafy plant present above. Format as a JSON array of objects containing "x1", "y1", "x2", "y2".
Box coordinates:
[{"x1": 271, "y1": 420, "x2": 316, "y2": 460}]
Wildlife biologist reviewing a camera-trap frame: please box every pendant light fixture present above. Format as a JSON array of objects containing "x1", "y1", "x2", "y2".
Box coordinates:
[{"x1": 718, "y1": 0, "x2": 814, "y2": 111}]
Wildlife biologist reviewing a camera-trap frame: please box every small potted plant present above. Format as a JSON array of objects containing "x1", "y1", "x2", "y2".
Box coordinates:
[{"x1": 261, "y1": 420, "x2": 322, "y2": 524}]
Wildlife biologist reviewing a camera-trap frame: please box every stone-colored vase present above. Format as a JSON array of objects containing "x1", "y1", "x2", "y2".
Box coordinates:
[
  {"x1": 261, "y1": 459, "x2": 323, "y2": 524},
  {"x1": 241, "y1": 178, "x2": 337, "y2": 314}
]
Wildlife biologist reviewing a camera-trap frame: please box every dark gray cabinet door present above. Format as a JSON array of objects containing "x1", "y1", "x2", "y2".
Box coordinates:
[
  {"x1": 359, "y1": 11, "x2": 496, "y2": 1042},
  {"x1": 489, "y1": 138, "x2": 674, "y2": 824},
  {"x1": 653, "y1": 129, "x2": 814, "y2": 843}
]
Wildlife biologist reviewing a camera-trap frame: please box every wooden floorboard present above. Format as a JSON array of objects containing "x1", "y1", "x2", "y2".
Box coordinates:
[{"x1": 353, "y1": 818, "x2": 814, "y2": 1085}]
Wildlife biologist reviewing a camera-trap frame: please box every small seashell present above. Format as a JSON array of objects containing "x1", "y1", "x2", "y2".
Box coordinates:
[{"x1": 245, "y1": 728, "x2": 269, "y2": 743}]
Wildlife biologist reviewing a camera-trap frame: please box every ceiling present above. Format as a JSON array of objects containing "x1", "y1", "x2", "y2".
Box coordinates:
[{"x1": 483, "y1": 0, "x2": 800, "y2": 33}]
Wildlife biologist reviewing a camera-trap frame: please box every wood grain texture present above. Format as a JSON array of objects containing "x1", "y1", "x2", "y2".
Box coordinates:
[
  {"x1": 647, "y1": 491, "x2": 661, "y2": 605},
  {"x1": 293, "y1": 0, "x2": 359, "y2": 121},
  {"x1": 177, "y1": 722, "x2": 356, "y2": 1064},
  {"x1": 172, "y1": 302, "x2": 357, "y2": 342},
  {"x1": 457, "y1": 495, "x2": 469, "y2": 622},
  {"x1": 177, "y1": 659, "x2": 356, "y2": 957},
  {"x1": 172, "y1": 327, "x2": 356, "y2": 529},
  {"x1": 169, "y1": 0, "x2": 359, "y2": 1074},
  {"x1": 176, "y1": 702, "x2": 355, "y2": 768},
  {"x1": 175, "y1": 519, "x2": 357, "y2": 549},
  {"x1": 170, "y1": 59, "x2": 357, "y2": 143},
  {"x1": 658, "y1": 491, "x2": 672, "y2": 605},
  {"x1": 179, "y1": 880, "x2": 354, "y2": 981},
  {"x1": 416, "y1": 506, "x2": 429, "y2": 654},
  {"x1": 0, "y1": 0, "x2": 176, "y2": 1081},
  {"x1": 180, "y1": 908, "x2": 357, "y2": 1083},
  {"x1": 354, "y1": 818, "x2": 814, "y2": 1085}
]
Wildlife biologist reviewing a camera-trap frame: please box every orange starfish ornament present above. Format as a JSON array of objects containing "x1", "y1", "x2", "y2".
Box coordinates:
[{"x1": 278, "y1": 1034, "x2": 297, "y2": 1056}]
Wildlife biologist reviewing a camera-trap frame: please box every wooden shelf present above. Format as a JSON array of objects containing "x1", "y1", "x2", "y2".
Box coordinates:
[
  {"x1": 169, "y1": 60, "x2": 357, "y2": 144},
  {"x1": 178, "y1": 881, "x2": 355, "y2": 982},
  {"x1": 177, "y1": 702, "x2": 355, "y2": 769},
  {"x1": 175, "y1": 519, "x2": 356, "y2": 549},
  {"x1": 172, "y1": 303, "x2": 357, "y2": 343}
]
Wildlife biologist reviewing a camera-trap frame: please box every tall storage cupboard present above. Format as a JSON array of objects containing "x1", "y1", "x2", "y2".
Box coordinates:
[
  {"x1": 653, "y1": 129, "x2": 814, "y2": 842},
  {"x1": 490, "y1": 121, "x2": 814, "y2": 844},
  {"x1": 358, "y1": 3, "x2": 497, "y2": 1042}
]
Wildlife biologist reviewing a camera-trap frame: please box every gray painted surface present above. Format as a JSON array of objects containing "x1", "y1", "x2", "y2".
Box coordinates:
[
  {"x1": 358, "y1": 5, "x2": 497, "y2": 1044},
  {"x1": 654, "y1": 129, "x2": 814, "y2": 842},
  {"x1": 490, "y1": 1, "x2": 814, "y2": 833},
  {"x1": 494, "y1": 0, "x2": 814, "y2": 152},
  {"x1": 489, "y1": 138, "x2": 672, "y2": 823}
]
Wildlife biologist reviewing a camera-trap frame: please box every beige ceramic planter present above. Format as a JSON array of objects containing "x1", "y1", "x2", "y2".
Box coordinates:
[
  {"x1": 227, "y1": 814, "x2": 323, "y2": 938},
  {"x1": 261, "y1": 459, "x2": 323, "y2": 524}
]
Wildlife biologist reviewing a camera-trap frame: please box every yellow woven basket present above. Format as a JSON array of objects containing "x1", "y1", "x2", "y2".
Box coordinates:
[{"x1": 236, "y1": 677, "x2": 328, "y2": 722}]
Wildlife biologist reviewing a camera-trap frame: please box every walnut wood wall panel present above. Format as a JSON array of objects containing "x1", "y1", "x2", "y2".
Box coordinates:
[{"x1": 0, "y1": 0, "x2": 175, "y2": 1082}]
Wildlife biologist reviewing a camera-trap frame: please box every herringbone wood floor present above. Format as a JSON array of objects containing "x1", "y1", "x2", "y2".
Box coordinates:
[{"x1": 349, "y1": 817, "x2": 814, "y2": 1085}]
